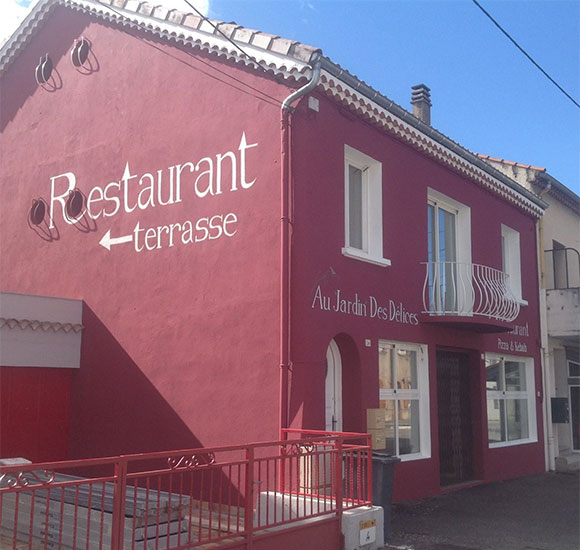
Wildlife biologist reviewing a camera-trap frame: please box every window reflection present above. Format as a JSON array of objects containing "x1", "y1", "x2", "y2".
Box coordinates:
[
  {"x1": 398, "y1": 400, "x2": 420, "y2": 455},
  {"x1": 505, "y1": 361, "x2": 526, "y2": 391},
  {"x1": 485, "y1": 355, "x2": 534, "y2": 446},
  {"x1": 379, "y1": 343, "x2": 423, "y2": 456},
  {"x1": 507, "y1": 399, "x2": 529, "y2": 440},
  {"x1": 486, "y1": 359, "x2": 503, "y2": 391}
]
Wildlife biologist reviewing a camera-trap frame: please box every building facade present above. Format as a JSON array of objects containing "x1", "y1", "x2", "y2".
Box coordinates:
[
  {"x1": 478, "y1": 156, "x2": 580, "y2": 473},
  {"x1": 0, "y1": 0, "x2": 548, "y2": 502}
]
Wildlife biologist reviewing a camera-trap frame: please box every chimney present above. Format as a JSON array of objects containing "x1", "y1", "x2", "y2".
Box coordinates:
[{"x1": 411, "y1": 84, "x2": 431, "y2": 125}]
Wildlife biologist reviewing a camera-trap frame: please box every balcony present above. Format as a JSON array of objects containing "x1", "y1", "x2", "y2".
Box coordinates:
[
  {"x1": 545, "y1": 248, "x2": 580, "y2": 342},
  {"x1": 421, "y1": 261, "x2": 520, "y2": 332}
]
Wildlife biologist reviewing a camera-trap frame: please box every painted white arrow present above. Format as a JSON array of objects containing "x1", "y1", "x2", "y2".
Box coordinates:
[{"x1": 99, "y1": 229, "x2": 133, "y2": 251}]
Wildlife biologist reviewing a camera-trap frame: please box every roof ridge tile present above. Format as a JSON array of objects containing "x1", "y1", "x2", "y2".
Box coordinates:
[{"x1": 475, "y1": 154, "x2": 546, "y2": 172}]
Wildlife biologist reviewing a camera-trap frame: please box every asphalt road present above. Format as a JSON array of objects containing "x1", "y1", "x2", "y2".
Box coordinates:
[{"x1": 385, "y1": 472, "x2": 579, "y2": 550}]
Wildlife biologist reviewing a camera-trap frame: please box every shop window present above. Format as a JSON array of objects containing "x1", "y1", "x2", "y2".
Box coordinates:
[
  {"x1": 342, "y1": 145, "x2": 390, "y2": 267},
  {"x1": 485, "y1": 354, "x2": 537, "y2": 447},
  {"x1": 378, "y1": 341, "x2": 430, "y2": 460},
  {"x1": 501, "y1": 224, "x2": 526, "y2": 304}
]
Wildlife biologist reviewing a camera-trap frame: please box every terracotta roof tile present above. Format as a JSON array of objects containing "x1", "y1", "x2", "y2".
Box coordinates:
[
  {"x1": 270, "y1": 37, "x2": 296, "y2": 56},
  {"x1": 166, "y1": 9, "x2": 185, "y2": 26},
  {"x1": 251, "y1": 32, "x2": 275, "y2": 50},
  {"x1": 136, "y1": 2, "x2": 154, "y2": 17},
  {"x1": 215, "y1": 22, "x2": 241, "y2": 39},
  {"x1": 181, "y1": 13, "x2": 202, "y2": 30},
  {"x1": 475, "y1": 154, "x2": 546, "y2": 172},
  {"x1": 232, "y1": 27, "x2": 256, "y2": 44}
]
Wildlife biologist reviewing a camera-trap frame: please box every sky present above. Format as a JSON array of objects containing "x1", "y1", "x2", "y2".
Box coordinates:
[{"x1": 2, "y1": 0, "x2": 579, "y2": 194}]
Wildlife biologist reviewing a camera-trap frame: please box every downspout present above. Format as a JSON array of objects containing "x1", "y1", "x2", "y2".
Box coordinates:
[
  {"x1": 279, "y1": 55, "x2": 322, "y2": 438},
  {"x1": 537, "y1": 182, "x2": 554, "y2": 470}
]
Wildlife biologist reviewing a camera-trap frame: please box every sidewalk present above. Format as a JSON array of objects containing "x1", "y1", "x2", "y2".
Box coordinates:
[{"x1": 385, "y1": 471, "x2": 579, "y2": 550}]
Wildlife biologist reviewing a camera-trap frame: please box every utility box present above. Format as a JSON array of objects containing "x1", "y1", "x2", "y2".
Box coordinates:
[
  {"x1": 551, "y1": 397, "x2": 569, "y2": 423},
  {"x1": 341, "y1": 506, "x2": 385, "y2": 550}
]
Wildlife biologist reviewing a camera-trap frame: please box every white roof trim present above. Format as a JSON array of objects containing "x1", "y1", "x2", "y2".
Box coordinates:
[
  {"x1": 319, "y1": 69, "x2": 544, "y2": 217},
  {"x1": 0, "y1": 0, "x2": 313, "y2": 77},
  {"x1": 76, "y1": 0, "x2": 311, "y2": 73}
]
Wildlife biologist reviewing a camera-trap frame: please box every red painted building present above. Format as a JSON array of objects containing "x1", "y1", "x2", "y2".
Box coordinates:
[{"x1": 0, "y1": 0, "x2": 547, "y2": 502}]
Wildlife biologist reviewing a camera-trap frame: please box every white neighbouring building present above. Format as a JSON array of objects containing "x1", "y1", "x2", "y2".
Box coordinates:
[{"x1": 478, "y1": 155, "x2": 580, "y2": 472}]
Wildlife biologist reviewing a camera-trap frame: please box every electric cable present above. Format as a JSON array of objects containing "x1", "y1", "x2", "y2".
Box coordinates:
[
  {"x1": 180, "y1": 0, "x2": 277, "y2": 78},
  {"x1": 472, "y1": 0, "x2": 579, "y2": 109},
  {"x1": 94, "y1": 0, "x2": 285, "y2": 107}
]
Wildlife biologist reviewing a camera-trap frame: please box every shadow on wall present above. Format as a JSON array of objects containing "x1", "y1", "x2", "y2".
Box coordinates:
[
  {"x1": 288, "y1": 333, "x2": 363, "y2": 434},
  {"x1": 67, "y1": 304, "x2": 203, "y2": 460},
  {"x1": 335, "y1": 333, "x2": 363, "y2": 433},
  {"x1": 0, "y1": 7, "x2": 91, "y2": 132},
  {"x1": 64, "y1": 304, "x2": 259, "y2": 511}
]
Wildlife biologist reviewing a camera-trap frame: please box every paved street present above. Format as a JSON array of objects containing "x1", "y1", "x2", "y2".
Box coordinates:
[{"x1": 386, "y1": 471, "x2": 579, "y2": 550}]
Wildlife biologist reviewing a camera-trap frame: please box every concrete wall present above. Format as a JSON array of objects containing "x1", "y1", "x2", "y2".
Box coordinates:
[{"x1": 542, "y1": 194, "x2": 580, "y2": 254}]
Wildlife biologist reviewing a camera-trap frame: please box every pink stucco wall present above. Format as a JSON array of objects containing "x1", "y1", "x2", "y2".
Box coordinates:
[
  {"x1": 0, "y1": 7, "x2": 291, "y2": 457},
  {"x1": 287, "y1": 91, "x2": 544, "y2": 501}
]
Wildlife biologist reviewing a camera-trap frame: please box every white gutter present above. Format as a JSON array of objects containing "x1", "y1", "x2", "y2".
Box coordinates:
[
  {"x1": 278, "y1": 56, "x2": 321, "y2": 433},
  {"x1": 537, "y1": 183, "x2": 555, "y2": 471}
]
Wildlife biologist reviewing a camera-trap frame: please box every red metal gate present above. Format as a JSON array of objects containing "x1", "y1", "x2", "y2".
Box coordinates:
[{"x1": 0, "y1": 431, "x2": 371, "y2": 550}]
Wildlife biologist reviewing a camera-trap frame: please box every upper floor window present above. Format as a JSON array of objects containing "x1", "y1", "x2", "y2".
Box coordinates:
[
  {"x1": 547, "y1": 241, "x2": 580, "y2": 290},
  {"x1": 501, "y1": 224, "x2": 526, "y2": 304},
  {"x1": 342, "y1": 146, "x2": 390, "y2": 267},
  {"x1": 426, "y1": 189, "x2": 471, "y2": 314},
  {"x1": 569, "y1": 359, "x2": 580, "y2": 378}
]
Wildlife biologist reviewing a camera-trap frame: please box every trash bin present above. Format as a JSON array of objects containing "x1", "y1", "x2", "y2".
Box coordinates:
[{"x1": 371, "y1": 451, "x2": 400, "y2": 541}]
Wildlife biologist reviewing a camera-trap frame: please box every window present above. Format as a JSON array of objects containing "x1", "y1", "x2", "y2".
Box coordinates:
[
  {"x1": 569, "y1": 360, "x2": 580, "y2": 378},
  {"x1": 485, "y1": 354, "x2": 537, "y2": 447},
  {"x1": 378, "y1": 341, "x2": 430, "y2": 460},
  {"x1": 426, "y1": 189, "x2": 471, "y2": 314},
  {"x1": 342, "y1": 146, "x2": 390, "y2": 267},
  {"x1": 501, "y1": 224, "x2": 526, "y2": 304}
]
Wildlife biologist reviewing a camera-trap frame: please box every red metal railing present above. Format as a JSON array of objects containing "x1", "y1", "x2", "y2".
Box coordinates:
[{"x1": 0, "y1": 432, "x2": 371, "y2": 550}]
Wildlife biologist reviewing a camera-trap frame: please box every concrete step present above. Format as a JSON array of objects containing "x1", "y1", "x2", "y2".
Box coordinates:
[{"x1": 555, "y1": 452, "x2": 580, "y2": 472}]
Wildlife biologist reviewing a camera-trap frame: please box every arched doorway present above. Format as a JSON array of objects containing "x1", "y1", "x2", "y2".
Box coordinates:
[{"x1": 325, "y1": 339, "x2": 343, "y2": 431}]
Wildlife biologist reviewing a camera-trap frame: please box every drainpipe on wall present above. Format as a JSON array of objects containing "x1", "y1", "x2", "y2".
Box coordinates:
[
  {"x1": 537, "y1": 182, "x2": 554, "y2": 471},
  {"x1": 279, "y1": 55, "x2": 322, "y2": 438}
]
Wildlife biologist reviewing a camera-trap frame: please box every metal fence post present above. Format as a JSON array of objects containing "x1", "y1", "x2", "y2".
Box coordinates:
[
  {"x1": 334, "y1": 436, "x2": 343, "y2": 544},
  {"x1": 245, "y1": 446, "x2": 254, "y2": 550},
  {"x1": 111, "y1": 458, "x2": 127, "y2": 550},
  {"x1": 367, "y1": 434, "x2": 373, "y2": 504}
]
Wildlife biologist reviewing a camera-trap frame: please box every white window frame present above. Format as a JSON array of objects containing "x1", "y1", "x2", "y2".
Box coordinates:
[
  {"x1": 569, "y1": 384, "x2": 580, "y2": 452},
  {"x1": 485, "y1": 353, "x2": 537, "y2": 448},
  {"x1": 378, "y1": 340, "x2": 430, "y2": 461},
  {"x1": 501, "y1": 224, "x2": 527, "y2": 305},
  {"x1": 567, "y1": 359, "x2": 580, "y2": 378},
  {"x1": 342, "y1": 145, "x2": 390, "y2": 267},
  {"x1": 427, "y1": 189, "x2": 472, "y2": 315},
  {"x1": 427, "y1": 188, "x2": 472, "y2": 267}
]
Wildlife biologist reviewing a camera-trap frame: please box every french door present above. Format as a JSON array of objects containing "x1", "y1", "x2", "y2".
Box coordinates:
[{"x1": 428, "y1": 200, "x2": 458, "y2": 313}]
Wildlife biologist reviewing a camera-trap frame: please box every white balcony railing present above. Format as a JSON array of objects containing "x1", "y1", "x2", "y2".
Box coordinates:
[{"x1": 422, "y1": 261, "x2": 520, "y2": 323}]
